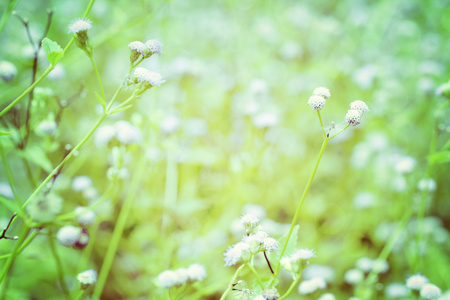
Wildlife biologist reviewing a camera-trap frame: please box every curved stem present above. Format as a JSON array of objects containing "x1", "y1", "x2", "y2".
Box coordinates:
[
  {"x1": 220, "y1": 264, "x2": 246, "y2": 300},
  {"x1": 274, "y1": 138, "x2": 328, "y2": 275},
  {"x1": 247, "y1": 263, "x2": 264, "y2": 290},
  {"x1": 0, "y1": 226, "x2": 30, "y2": 285},
  {"x1": 278, "y1": 274, "x2": 301, "y2": 300},
  {"x1": 89, "y1": 54, "x2": 105, "y2": 102}
]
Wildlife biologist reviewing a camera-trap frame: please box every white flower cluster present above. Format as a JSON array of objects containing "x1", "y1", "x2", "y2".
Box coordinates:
[
  {"x1": 0, "y1": 60, "x2": 17, "y2": 82},
  {"x1": 26, "y1": 193, "x2": 62, "y2": 222},
  {"x1": 95, "y1": 121, "x2": 142, "y2": 147},
  {"x1": 298, "y1": 277, "x2": 326, "y2": 295},
  {"x1": 68, "y1": 18, "x2": 92, "y2": 34},
  {"x1": 254, "y1": 288, "x2": 280, "y2": 300},
  {"x1": 224, "y1": 214, "x2": 279, "y2": 266},
  {"x1": 406, "y1": 274, "x2": 441, "y2": 299},
  {"x1": 157, "y1": 263, "x2": 207, "y2": 289},
  {"x1": 128, "y1": 39, "x2": 163, "y2": 59},
  {"x1": 133, "y1": 67, "x2": 165, "y2": 87},
  {"x1": 345, "y1": 100, "x2": 369, "y2": 126},
  {"x1": 74, "y1": 206, "x2": 96, "y2": 226},
  {"x1": 308, "y1": 87, "x2": 330, "y2": 111},
  {"x1": 77, "y1": 269, "x2": 97, "y2": 288},
  {"x1": 280, "y1": 248, "x2": 316, "y2": 274}
]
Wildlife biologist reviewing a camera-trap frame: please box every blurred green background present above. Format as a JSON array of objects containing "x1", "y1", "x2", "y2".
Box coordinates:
[{"x1": 1, "y1": 0, "x2": 449, "y2": 299}]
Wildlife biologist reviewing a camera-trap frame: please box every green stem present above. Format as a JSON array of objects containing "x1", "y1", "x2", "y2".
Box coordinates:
[
  {"x1": 88, "y1": 54, "x2": 105, "y2": 102},
  {"x1": 48, "y1": 235, "x2": 71, "y2": 299},
  {"x1": 247, "y1": 263, "x2": 264, "y2": 290},
  {"x1": 278, "y1": 274, "x2": 301, "y2": 300},
  {"x1": 0, "y1": 0, "x2": 95, "y2": 117},
  {"x1": 0, "y1": 0, "x2": 19, "y2": 37},
  {"x1": 274, "y1": 138, "x2": 328, "y2": 275},
  {"x1": 220, "y1": 264, "x2": 246, "y2": 300},
  {"x1": 317, "y1": 111, "x2": 326, "y2": 137},
  {"x1": 109, "y1": 92, "x2": 138, "y2": 113},
  {"x1": 329, "y1": 124, "x2": 350, "y2": 140},
  {"x1": 0, "y1": 226, "x2": 30, "y2": 285},
  {"x1": 92, "y1": 150, "x2": 148, "y2": 299},
  {"x1": 22, "y1": 114, "x2": 107, "y2": 209},
  {"x1": 75, "y1": 289, "x2": 84, "y2": 300}
]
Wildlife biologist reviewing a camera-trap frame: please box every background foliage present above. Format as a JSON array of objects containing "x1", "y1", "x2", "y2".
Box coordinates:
[{"x1": 1, "y1": 0, "x2": 449, "y2": 299}]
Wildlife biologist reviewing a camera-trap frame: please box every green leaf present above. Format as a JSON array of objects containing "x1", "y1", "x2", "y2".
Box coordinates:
[
  {"x1": 0, "y1": 131, "x2": 13, "y2": 136},
  {"x1": 17, "y1": 145, "x2": 53, "y2": 172},
  {"x1": 95, "y1": 92, "x2": 106, "y2": 108},
  {"x1": 429, "y1": 151, "x2": 450, "y2": 165},
  {"x1": 42, "y1": 37, "x2": 64, "y2": 65}
]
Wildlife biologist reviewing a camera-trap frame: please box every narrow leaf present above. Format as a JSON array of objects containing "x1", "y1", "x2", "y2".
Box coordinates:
[
  {"x1": 110, "y1": 105, "x2": 132, "y2": 114},
  {"x1": 0, "y1": 131, "x2": 13, "y2": 136},
  {"x1": 429, "y1": 151, "x2": 450, "y2": 164}
]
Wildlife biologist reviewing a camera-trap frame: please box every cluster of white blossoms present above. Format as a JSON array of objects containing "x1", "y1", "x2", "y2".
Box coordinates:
[
  {"x1": 345, "y1": 100, "x2": 369, "y2": 126},
  {"x1": 77, "y1": 269, "x2": 97, "y2": 289},
  {"x1": 68, "y1": 18, "x2": 93, "y2": 53},
  {"x1": 128, "y1": 39, "x2": 163, "y2": 61},
  {"x1": 253, "y1": 288, "x2": 280, "y2": 300},
  {"x1": 280, "y1": 248, "x2": 316, "y2": 275},
  {"x1": 157, "y1": 263, "x2": 207, "y2": 289},
  {"x1": 132, "y1": 67, "x2": 165, "y2": 88},
  {"x1": 224, "y1": 214, "x2": 279, "y2": 267},
  {"x1": 406, "y1": 274, "x2": 441, "y2": 299},
  {"x1": 308, "y1": 87, "x2": 331, "y2": 111},
  {"x1": 26, "y1": 193, "x2": 62, "y2": 222}
]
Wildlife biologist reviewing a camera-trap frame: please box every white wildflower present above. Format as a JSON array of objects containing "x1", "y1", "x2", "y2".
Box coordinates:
[
  {"x1": 421, "y1": 284, "x2": 441, "y2": 299},
  {"x1": 74, "y1": 207, "x2": 96, "y2": 226},
  {"x1": 350, "y1": 100, "x2": 369, "y2": 115},
  {"x1": 72, "y1": 176, "x2": 93, "y2": 192},
  {"x1": 145, "y1": 39, "x2": 164, "y2": 57},
  {"x1": 77, "y1": 269, "x2": 97, "y2": 287},
  {"x1": 313, "y1": 87, "x2": 331, "y2": 99},
  {"x1": 345, "y1": 109, "x2": 362, "y2": 126},
  {"x1": 128, "y1": 41, "x2": 146, "y2": 54},
  {"x1": 406, "y1": 274, "x2": 428, "y2": 290},
  {"x1": 186, "y1": 263, "x2": 207, "y2": 282},
  {"x1": 308, "y1": 95, "x2": 326, "y2": 111},
  {"x1": 68, "y1": 18, "x2": 92, "y2": 34},
  {"x1": 344, "y1": 268, "x2": 364, "y2": 285}
]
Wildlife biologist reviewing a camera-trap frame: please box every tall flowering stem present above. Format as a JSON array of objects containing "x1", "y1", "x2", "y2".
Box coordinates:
[{"x1": 274, "y1": 137, "x2": 328, "y2": 276}]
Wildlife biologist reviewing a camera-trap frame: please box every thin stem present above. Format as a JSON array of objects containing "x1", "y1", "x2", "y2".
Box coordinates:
[
  {"x1": 0, "y1": 0, "x2": 95, "y2": 117},
  {"x1": 75, "y1": 289, "x2": 84, "y2": 300},
  {"x1": 329, "y1": 124, "x2": 350, "y2": 140},
  {"x1": 220, "y1": 264, "x2": 246, "y2": 300},
  {"x1": 247, "y1": 263, "x2": 264, "y2": 290},
  {"x1": 21, "y1": 114, "x2": 106, "y2": 209},
  {"x1": 0, "y1": 0, "x2": 20, "y2": 37},
  {"x1": 48, "y1": 235, "x2": 71, "y2": 299},
  {"x1": 0, "y1": 226, "x2": 30, "y2": 285},
  {"x1": 263, "y1": 252, "x2": 274, "y2": 274},
  {"x1": 88, "y1": 54, "x2": 105, "y2": 102},
  {"x1": 109, "y1": 91, "x2": 138, "y2": 113},
  {"x1": 274, "y1": 138, "x2": 329, "y2": 275},
  {"x1": 92, "y1": 150, "x2": 148, "y2": 299},
  {"x1": 317, "y1": 111, "x2": 326, "y2": 137},
  {"x1": 278, "y1": 274, "x2": 301, "y2": 300}
]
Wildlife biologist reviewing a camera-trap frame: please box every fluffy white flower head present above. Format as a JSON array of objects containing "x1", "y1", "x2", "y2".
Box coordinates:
[
  {"x1": 145, "y1": 39, "x2": 164, "y2": 56},
  {"x1": 68, "y1": 18, "x2": 92, "y2": 34},
  {"x1": 128, "y1": 41, "x2": 146, "y2": 54},
  {"x1": 417, "y1": 178, "x2": 437, "y2": 192},
  {"x1": 157, "y1": 270, "x2": 178, "y2": 289},
  {"x1": 420, "y1": 283, "x2": 441, "y2": 299},
  {"x1": 345, "y1": 109, "x2": 362, "y2": 126},
  {"x1": 74, "y1": 206, "x2": 96, "y2": 226},
  {"x1": 72, "y1": 176, "x2": 93, "y2": 192},
  {"x1": 263, "y1": 237, "x2": 279, "y2": 253},
  {"x1": 291, "y1": 248, "x2": 316, "y2": 261},
  {"x1": 240, "y1": 213, "x2": 259, "y2": 228},
  {"x1": 38, "y1": 120, "x2": 57, "y2": 135},
  {"x1": 186, "y1": 263, "x2": 207, "y2": 282},
  {"x1": 0, "y1": 61, "x2": 17, "y2": 81},
  {"x1": 406, "y1": 274, "x2": 428, "y2": 290},
  {"x1": 77, "y1": 269, "x2": 97, "y2": 285},
  {"x1": 318, "y1": 293, "x2": 336, "y2": 300},
  {"x1": 298, "y1": 277, "x2": 326, "y2": 295},
  {"x1": 350, "y1": 100, "x2": 369, "y2": 115},
  {"x1": 313, "y1": 87, "x2": 331, "y2": 100},
  {"x1": 223, "y1": 242, "x2": 250, "y2": 266},
  {"x1": 133, "y1": 67, "x2": 165, "y2": 87},
  {"x1": 308, "y1": 95, "x2": 326, "y2": 111},
  {"x1": 57, "y1": 226, "x2": 82, "y2": 247}
]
